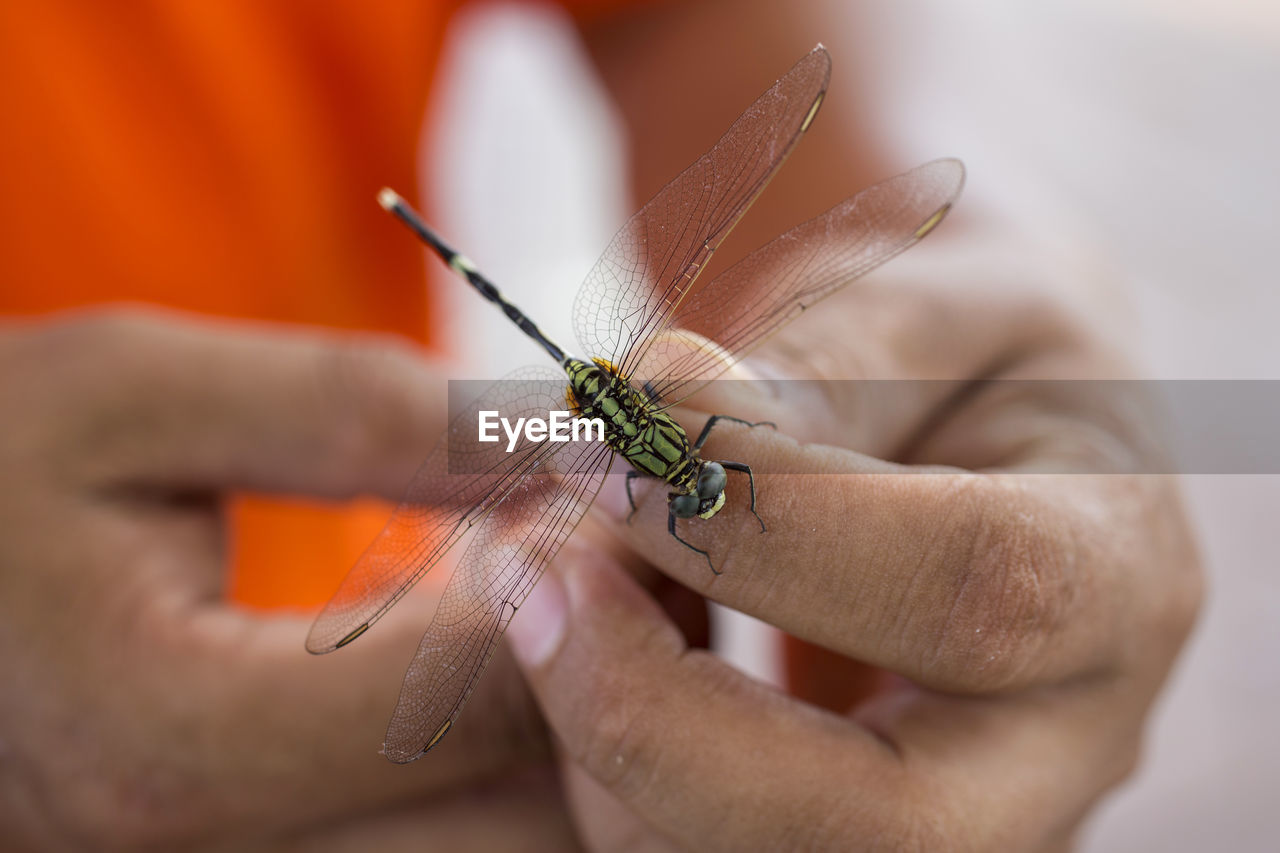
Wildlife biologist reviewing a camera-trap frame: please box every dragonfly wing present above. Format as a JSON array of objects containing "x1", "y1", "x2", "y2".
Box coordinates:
[
  {"x1": 633, "y1": 159, "x2": 966, "y2": 406},
  {"x1": 382, "y1": 438, "x2": 614, "y2": 762},
  {"x1": 306, "y1": 365, "x2": 569, "y2": 654},
  {"x1": 572, "y1": 45, "x2": 831, "y2": 376}
]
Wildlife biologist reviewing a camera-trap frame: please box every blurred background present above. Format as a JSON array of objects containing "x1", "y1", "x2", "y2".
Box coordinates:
[{"x1": 426, "y1": 1, "x2": 1278, "y2": 849}]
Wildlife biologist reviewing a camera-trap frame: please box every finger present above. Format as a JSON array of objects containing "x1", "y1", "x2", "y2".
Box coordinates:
[
  {"x1": 4, "y1": 310, "x2": 561, "y2": 828},
  {"x1": 24, "y1": 505, "x2": 556, "y2": 836},
  {"x1": 506, "y1": 543, "x2": 897, "y2": 851},
  {"x1": 507, "y1": 544, "x2": 1148, "y2": 853},
  {"x1": 600, "y1": 429, "x2": 1139, "y2": 693},
  {"x1": 589, "y1": 248, "x2": 1147, "y2": 692},
  {"x1": 25, "y1": 307, "x2": 449, "y2": 498}
]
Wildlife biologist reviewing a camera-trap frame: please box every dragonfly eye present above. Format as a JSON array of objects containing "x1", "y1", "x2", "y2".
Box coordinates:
[
  {"x1": 670, "y1": 493, "x2": 700, "y2": 518},
  {"x1": 696, "y1": 463, "x2": 726, "y2": 500}
]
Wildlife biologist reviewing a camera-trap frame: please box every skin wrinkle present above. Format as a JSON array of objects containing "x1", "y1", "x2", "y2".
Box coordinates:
[
  {"x1": 992, "y1": 485, "x2": 1061, "y2": 683},
  {"x1": 976, "y1": 499, "x2": 1052, "y2": 689},
  {"x1": 1020, "y1": 486, "x2": 1094, "y2": 677},
  {"x1": 898, "y1": 474, "x2": 983, "y2": 684},
  {"x1": 1032, "y1": 481, "x2": 1124, "y2": 683},
  {"x1": 929, "y1": 479, "x2": 1061, "y2": 692}
]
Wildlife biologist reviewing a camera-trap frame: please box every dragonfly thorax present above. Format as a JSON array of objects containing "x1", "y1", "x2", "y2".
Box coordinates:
[{"x1": 563, "y1": 357, "x2": 724, "y2": 517}]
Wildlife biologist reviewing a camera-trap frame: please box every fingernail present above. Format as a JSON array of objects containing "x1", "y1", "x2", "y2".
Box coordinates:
[{"x1": 507, "y1": 565, "x2": 568, "y2": 667}]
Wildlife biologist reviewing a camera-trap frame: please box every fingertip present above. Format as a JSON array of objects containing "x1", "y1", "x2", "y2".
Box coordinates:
[
  {"x1": 507, "y1": 541, "x2": 646, "y2": 671},
  {"x1": 510, "y1": 541, "x2": 682, "y2": 697}
]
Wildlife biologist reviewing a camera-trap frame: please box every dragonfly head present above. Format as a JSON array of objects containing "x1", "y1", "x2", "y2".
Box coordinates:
[{"x1": 670, "y1": 461, "x2": 727, "y2": 520}]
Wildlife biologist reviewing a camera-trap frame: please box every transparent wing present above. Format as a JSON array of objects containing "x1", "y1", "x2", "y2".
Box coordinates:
[
  {"x1": 630, "y1": 159, "x2": 966, "y2": 406},
  {"x1": 306, "y1": 366, "x2": 570, "y2": 654},
  {"x1": 572, "y1": 45, "x2": 831, "y2": 377},
  {"x1": 382, "y1": 439, "x2": 613, "y2": 762}
]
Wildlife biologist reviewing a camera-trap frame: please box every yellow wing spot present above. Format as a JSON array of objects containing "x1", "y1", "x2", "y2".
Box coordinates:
[
  {"x1": 336, "y1": 623, "x2": 370, "y2": 648},
  {"x1": 800, "y1": 92, "x2": 825, "y2": 133},
  {"x1": 426, "y1": 719, "x2": 452, "y2": 751},
  {"x1": 913, "y1": 204, "x2": 952, "y2": 240}
]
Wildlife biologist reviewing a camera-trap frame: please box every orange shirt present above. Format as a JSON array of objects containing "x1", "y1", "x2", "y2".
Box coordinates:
[{"x1": 0, "y1": 0, "x2": 640, "y2": 607}]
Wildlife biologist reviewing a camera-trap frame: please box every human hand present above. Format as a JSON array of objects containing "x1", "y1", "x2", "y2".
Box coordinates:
[
  {"x1": 505, "y1": 239, "x2": 1203, "y2": 852},
  {"x1": 0, "y1": 309, "x2": 577, "y2": 851}
]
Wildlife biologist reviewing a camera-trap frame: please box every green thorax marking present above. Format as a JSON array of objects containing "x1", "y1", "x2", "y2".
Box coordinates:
[{"x1": 564, "y1": 358, "x2": 699, "y2": 492}]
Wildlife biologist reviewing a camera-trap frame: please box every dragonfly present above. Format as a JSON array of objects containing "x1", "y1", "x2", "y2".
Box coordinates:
[{"x1": 306, "y1": 45, "x2": 964, "y2": 763}]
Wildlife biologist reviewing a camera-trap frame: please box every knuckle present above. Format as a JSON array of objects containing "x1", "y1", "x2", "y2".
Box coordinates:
[
  {"x1": 924, "y1": 477, "x2": 1070, "y2": 690},
  {"x1": 573, "y1": 689, "x2": 660, "y2": 801}
]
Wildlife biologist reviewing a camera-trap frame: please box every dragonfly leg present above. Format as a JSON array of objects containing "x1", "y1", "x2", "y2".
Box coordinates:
[
  {"x1": 625, "y1": 470, "x2": 642, "y2": 524},
  {"x1": 669, "y1": 512, "x2": 717, "y2": 574},
  {"x1": 720, "y1": 460, "x2": 766, "y2": 533},
  {"x1": 693, "y1": 414, "x2": 776, "y2": 450}
]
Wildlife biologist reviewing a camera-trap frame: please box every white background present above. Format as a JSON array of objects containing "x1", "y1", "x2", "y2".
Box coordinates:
[{"x1": 422, "y1": 1, "x2": 1279, "y2": 848}]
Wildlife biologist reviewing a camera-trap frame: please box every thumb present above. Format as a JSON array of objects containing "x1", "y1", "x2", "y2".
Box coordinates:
[{"x1": 505, "y1": 542, "x2": 897, "y2": 852}]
